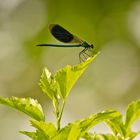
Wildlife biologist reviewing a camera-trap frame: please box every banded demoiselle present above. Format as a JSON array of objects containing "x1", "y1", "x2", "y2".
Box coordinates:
[{"x1": 37, "y1": 24, "x2": 94, "y2": 62}]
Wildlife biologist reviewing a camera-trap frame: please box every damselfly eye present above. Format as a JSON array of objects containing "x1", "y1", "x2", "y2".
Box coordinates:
[{"x1": 91, "y1": 44, "x2": 94, "y2": 49}]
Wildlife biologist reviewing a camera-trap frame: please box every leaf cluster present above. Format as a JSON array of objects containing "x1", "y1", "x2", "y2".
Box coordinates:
[{"x1": 1, "y1": 55, "x2": 140, "y2": 140}]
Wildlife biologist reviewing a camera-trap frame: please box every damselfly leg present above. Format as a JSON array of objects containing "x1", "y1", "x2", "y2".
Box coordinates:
[{"x1": 79, "y1": 48, "x2": 91, "y2": 62}]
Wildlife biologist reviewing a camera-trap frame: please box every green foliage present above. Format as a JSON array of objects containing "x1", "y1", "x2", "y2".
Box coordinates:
[
  {"x1": 0, "y1": 97, "x2": 45, "y2": 121},
  {"x1": 39, "y1": 55, "x2": 97, "y2": 100},
  {"x1": 83, "y1": 132, "x2": 122, "y2": 140},
  {"x1": 1, "y1": 55, "x2": 140, "y2": 140}
]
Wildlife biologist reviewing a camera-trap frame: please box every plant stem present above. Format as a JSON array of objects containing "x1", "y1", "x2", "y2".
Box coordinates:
[{"x1": 57, "y1": 100, "x2": 65, "y2": 131}]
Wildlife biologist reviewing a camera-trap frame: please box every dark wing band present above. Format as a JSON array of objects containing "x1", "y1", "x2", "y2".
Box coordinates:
[{"x1": 49, "y1": 24, "x2": 74, "y2": 43}]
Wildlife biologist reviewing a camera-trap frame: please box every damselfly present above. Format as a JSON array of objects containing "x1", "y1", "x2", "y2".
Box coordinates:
[{"x1": 37, "y1": 24, "x2": 94, "y2": 62}]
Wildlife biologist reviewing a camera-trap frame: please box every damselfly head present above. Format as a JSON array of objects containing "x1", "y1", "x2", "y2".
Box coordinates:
[{"x1": 82, "y1": 41, "x2": 94, "y2": 49}]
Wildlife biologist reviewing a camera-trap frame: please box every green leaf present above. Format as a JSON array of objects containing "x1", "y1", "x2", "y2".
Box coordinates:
[
  {"x1": 125, "y1": 100, "x2": 140, "y2": 137},
  {"x1": 79, "y1": 110, "x2": 121, "y2": 132},
  {"x1": 20, "y1": 130, "x2": 48, "y2": 140},
  {"x1": 39, "y1": 68, "x2": 59, "y2": 116},
  {"x1": 84, "y1": 133, "x2": 124, "y2": 140},
  {"x1": 106, "y1": 116, "x2": 125, "y2": 137},
  {"x1": 78, "y1": 110, "x2": 122, "y2": 136},
  {"x1": 83, "y1": 132, "x2": 123, "y2": 140},
  {"x1": 0, "y1": 97, "x2": 45, "y2": 121},
  {"x1": 93, "y1": 133, "x2": 121, "y2": 140},
  {"x1": 39, "y1": 68, "x2": 59, "y2": 100},
  {"x1": 67, "y1": 124, "x2": 81, "y2": 140},
  {"x1": 20, "y1": 131, "x2": 37, "y2": 140},
  {"x1": 54, "y1": 55, "x2": 97, "y2": 99},
  {"x1": 127, "y1": 131, "x2": 140, "y2": 140},
  {"x1": 52, "y1": 123, "x2": 81, "y2": 140},
  {"x1": 52, "y1": 126, "x2": 70, "y2": 140},
  {"x1": 31, "y1": 120, "x2": 57, "y2": 139},
  {"x1": 82, "y1": 132, "x2": 95, "y2": 140}
]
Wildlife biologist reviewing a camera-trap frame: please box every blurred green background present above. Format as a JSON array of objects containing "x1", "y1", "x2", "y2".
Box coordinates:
[{"x1": 0, "y1": 0, "x2": 140, "y2": 139}]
